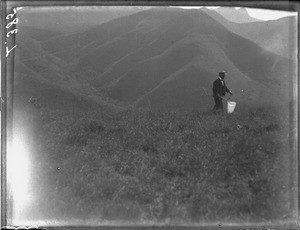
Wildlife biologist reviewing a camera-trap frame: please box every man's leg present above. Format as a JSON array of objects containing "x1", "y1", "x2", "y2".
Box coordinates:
[
  {"x1": 213, "y1": 96, "x2": 221, "y2": 111},
  {"x1": 220, "y1": 98, "x2": 224, "y2": 112}
]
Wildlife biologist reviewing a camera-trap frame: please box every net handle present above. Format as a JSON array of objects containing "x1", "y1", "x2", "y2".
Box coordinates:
[{"x1": 219, "y1": 95, "x2": 232, "y2": 101}]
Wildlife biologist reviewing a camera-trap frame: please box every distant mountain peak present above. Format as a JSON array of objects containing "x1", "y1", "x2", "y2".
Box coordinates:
[{"x1": 213, "y1": 7, "x2": 263, "y2": 23}]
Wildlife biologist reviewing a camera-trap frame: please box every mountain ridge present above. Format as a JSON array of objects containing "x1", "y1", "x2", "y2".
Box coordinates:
[
  {"x1": 14, "y1": 7, "x2": 295, "y2": 111},
  {"x1": 214, "y1": 7, "x2": 263, "y2": 23},
  {"x1": 201, "y1": 8, "x2": 297, "y2": 59}
]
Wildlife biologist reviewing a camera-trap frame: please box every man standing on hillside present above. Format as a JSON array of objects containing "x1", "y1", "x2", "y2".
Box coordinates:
[{"x1": 212, "y1": 71, "x2": 232, "y2": 112}]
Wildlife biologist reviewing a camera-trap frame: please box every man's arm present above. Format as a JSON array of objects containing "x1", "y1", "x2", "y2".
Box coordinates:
[{"x1": 225, "y1": 86, "x2": 232, "y2": 95}]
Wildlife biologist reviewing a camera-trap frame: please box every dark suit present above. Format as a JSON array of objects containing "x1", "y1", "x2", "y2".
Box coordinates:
[{"x1": 212, "y1": 78, "x2": 230, "y2": 111}]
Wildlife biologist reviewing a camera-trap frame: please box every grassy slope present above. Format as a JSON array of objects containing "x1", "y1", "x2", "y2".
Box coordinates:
[
  {"x1": 13, "y1": 101, "x2": 296, "y2": 224},
  {"x1": 17, "y1": 8, "x2": 295, "y2": 112}
]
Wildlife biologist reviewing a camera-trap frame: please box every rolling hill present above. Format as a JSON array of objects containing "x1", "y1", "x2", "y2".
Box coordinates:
[
  {"x1": 202, "y1": 8, "x2": 297, "y2": 59},
  {"x1": 17, "y1": 6, "x2": 152, "y2": 35},
  {"x1": 14, "y1": 26, "x2": 117, "y2": 112},
  {"x1": 14, "y1": 7, "x2": 296, "y2": 112}
]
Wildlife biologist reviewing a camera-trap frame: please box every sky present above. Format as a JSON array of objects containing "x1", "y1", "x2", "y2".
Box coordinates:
[
  {"x1": 17, "y1": 5, "x2": 297, "y2": 21},
  {"x1": 173, "y1": 6, "x2": 297, "y2": 21},
  {"x1": 245, "y1": 7, "x2": 297, "y2": 20}
]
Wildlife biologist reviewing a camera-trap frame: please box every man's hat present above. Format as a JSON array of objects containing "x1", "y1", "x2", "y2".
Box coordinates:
[{"x1": 219, "y1": 71, "x2": 226, "y2": 78}]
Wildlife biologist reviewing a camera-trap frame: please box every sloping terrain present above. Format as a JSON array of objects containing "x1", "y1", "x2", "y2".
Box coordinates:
[
  {"x1": 17, "y1": 6, "x2": 151, "y2": 35},
  {"x1": 12, "y1": 101, "x2": 296, "y2": 224},
  {"x1": 14, "y1": 26, "x2": 117, "y2": 112},
  {"x1": 13, "y1": 71, "x2": 99, "y2": 112},
  {"x1": 202, "y1": 8, "x2": 297, "y2": 59},
  {"x1": 66, "y1": 8, "x2": 292, "y2": 110},
  {"x1": 214, "y1": 7, "x2": 263, "y2": 23},
  {"x1": 10, "y1": 7, "x2": 297, "y2": 224},
  {"x1": 15, "y1": 7, "x2": 296, "y2": 112},
  {"x1": 18, "y1": 26, "x2": 61, "y2": 42}
]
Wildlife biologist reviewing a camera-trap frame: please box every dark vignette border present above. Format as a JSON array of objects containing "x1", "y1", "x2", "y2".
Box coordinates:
[{"x1": 1, "y1": 0, "x2": 299, "y2": 229}]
